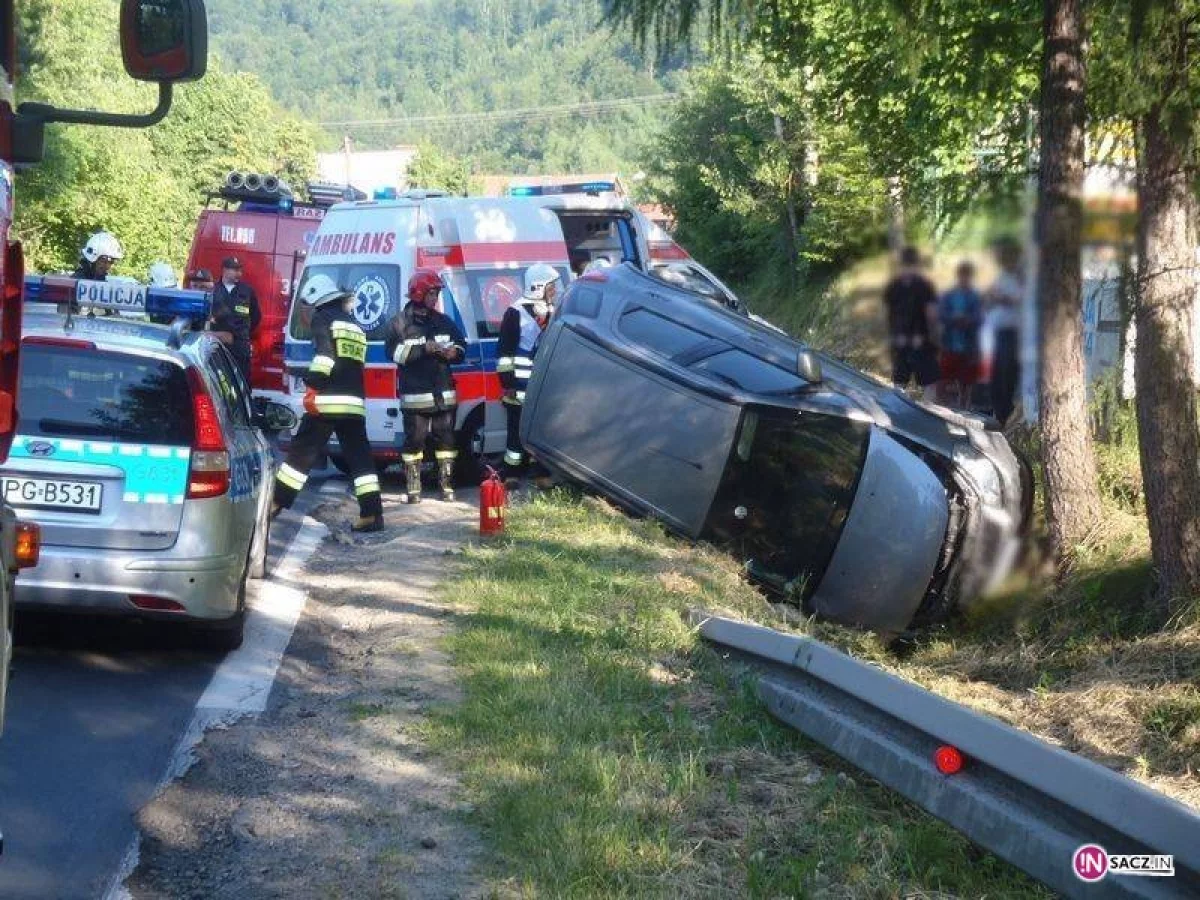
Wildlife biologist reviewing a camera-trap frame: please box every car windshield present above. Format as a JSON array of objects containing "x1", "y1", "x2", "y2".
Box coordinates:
[
  {"x1": 18, "y1": 344, "x2": 195, "y2": 445},
  {"x1": 705, "y1": 408, "x2": 870, "y2": 598}
]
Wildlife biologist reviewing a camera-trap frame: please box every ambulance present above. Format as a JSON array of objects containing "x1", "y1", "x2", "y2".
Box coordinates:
[{"x1": 284, "y1": 186, "x2": 655, "y2": 473}]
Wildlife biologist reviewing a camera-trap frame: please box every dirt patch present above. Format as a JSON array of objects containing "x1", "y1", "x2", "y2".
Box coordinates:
[{"x1": 127, "y1": 489, "x2": 483, "y2": 900}]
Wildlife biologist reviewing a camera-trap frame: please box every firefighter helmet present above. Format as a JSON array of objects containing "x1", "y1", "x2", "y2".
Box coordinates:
[
  {"x1": 582, "y1": 258, "x2": 612, "y2": 275},
  {"x1": 299, "y1": 274, "x2": 349, "y2": 307},
  {"x1": 81, "y1": 231, "x2": 124, "y2": 263},
  {"x1": 523, "y1": 263, "x2": 561, "y2": 301},
  {"x1": 148, "y1": 261, "x2": 178, "y2": 288},
  {"x1": 407, "y1": 268, "x2": 443, "y2": 303}
]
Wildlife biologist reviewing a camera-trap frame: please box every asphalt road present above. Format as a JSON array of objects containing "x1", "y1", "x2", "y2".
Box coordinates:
[{"x1": 0, "y1": 480, "x2": 328, "y2": 900}]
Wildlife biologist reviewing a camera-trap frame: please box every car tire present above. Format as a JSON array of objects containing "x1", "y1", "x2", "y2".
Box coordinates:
[
  {"x1": 455, "y1": 410, "x2": 486, "y2": 486},
  {"x1": 248, "y1": 508, "x2": 269, "y2": 581}
]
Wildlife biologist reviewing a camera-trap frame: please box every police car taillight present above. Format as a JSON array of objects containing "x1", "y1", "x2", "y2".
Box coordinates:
[{"x1": 185, "y1": 367, "x2": 230, "y2": 500}]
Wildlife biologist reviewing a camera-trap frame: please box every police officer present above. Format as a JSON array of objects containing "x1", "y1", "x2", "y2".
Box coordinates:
[
  {"x1": 384, "y1": 269, "x2": 466, "y2": 504},
  {"x1": 497, "y1": 263, "x2": 561, "y2": 487},
  {"x1": 272, "y1": 275, "x2": 384, "y2": 532},
  {"x1": 211, "y1": 256, "x2": 261, "y2": 383}
]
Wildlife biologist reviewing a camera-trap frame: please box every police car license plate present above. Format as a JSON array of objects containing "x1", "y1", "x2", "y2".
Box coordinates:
[{"x1": 2, "y1": 477, "x2": 103, "y2": 513}]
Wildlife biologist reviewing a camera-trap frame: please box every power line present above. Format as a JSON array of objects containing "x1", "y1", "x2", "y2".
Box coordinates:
[{"x1": 320, "y1": 93, "x2": 681, "y2": 131}]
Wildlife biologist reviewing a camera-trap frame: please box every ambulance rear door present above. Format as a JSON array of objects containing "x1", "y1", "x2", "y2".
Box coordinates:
[{"x1": 419, "y1": 198, "x2": 572, "y2": 456}]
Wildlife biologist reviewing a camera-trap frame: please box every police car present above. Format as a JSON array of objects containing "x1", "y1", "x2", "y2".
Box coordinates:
[{"x1": 0, "y1": 277, "x2": 296, "y2": 649}]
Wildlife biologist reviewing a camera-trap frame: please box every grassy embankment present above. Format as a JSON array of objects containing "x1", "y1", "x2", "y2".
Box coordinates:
[{"x1": 423, "y1": 492, "x2": 1047, "y2": 898}]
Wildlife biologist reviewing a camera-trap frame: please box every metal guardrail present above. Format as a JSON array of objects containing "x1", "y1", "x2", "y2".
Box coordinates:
[{"x1": 691, "y1": 612, "x2": 1200, "y2": 900}]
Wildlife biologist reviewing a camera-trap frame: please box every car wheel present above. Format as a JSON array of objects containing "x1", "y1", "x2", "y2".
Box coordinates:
[
  {"x1": 248, "y1": 505, "x2": 269, "y2": 581},
  {"x1": 199, "y1": 556, "x2": 248, "y2": 652},
  {"x1": 455, "y1": 411, "x2": 486, "y2": 486}
]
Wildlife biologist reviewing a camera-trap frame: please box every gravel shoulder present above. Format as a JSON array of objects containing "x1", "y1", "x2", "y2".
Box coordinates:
[{"x1": 127, "y1": 487, "x2": 482, "y2": 900}]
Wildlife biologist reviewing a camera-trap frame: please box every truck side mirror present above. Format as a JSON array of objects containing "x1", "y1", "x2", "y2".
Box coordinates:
[{"x1": 121, "y1": 0, "x2": 208, "y2": 83}]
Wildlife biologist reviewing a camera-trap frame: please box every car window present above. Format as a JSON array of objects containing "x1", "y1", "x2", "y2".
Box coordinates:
[
  {"x1": 208, "y1": 346, "x2": 251, "y2": 428},
  {"x1": 706, "y1": 410, "x2": 870, "y2": 598},
  {"x1": 18, "y1": 344, "x2": 195, "y2": 445},
  {"x1": 467, "y1": 265, "x2": 571, "y2": 339},
  {"x1": 691, "y1": 349, "x2": 805, "y2": 393},
  {"x1": 290, "y1": 264, "x2": 401, "y2": 342},
  {"x1": 618, "y1": 308, "x2": 710, "y2": 358}
]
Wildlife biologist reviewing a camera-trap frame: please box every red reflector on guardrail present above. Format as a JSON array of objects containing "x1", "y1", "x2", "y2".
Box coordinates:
[{"x1": 935, "y1": 745, "x2": 965, "y2": 775}]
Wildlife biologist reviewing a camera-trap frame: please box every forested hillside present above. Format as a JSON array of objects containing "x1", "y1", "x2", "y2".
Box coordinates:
[{"x1": 206, "y1": 0, "x2": 684, "y2": 172}]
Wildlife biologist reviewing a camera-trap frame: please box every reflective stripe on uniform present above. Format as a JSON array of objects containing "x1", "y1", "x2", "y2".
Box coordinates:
[
  {"x1": 309, "y1": 355, "x2": 335, "y2": 376},
  {"x1": 314, "y1": 395, "x2": 366, "y2": 416},
  {"x1": 439, "y1": 390, "x2": 458, "y2": 406},
  {"x1": 354, "y1": 473, "x2": 381, "y2": 497},
  {"x1": 400, "y1": 452, "x2": 423, "y2": 464},
  {"x1": 434, "y1": 449, "x2": 458, "y2": 461},
  {"x1": 514, "y1": 369, "x2": 533, "y2": 380},
  {"x1": 496, "y1": 356, "x2": 515, "y2": 373},
  {"x1": 394, "y1": 337, "x2": 424, "y2": 365},
  {"x1": 401, "y1": 392, "x2": 436, "y2": 410},
  {"x1": 504, "y1": 450, "x2": 524, "y2": 466},
  {"x1": 276, "y1": 463, "x2": 307, "y2": 491}
]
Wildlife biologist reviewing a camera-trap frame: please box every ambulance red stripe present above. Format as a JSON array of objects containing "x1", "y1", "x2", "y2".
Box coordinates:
[
  {"x1": 417, "y1": 241, "x2": 567, "y2": 268},
  {"x1": 360, "y1": 366, "x2": 501, "y2": 403}
]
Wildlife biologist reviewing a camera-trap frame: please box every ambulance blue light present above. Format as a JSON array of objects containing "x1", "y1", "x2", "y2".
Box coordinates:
[
  {"x1": 508, "y1": 186, "x2": 536, "y2": 197},
  {"x1": 23, "y1": 275, "x2": 212, "y2": 321},
  {"x1": 374, "y1": 187, "x2": 398, "y2": 200}
]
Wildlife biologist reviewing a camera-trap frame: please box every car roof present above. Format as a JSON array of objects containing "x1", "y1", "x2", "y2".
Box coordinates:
[{"x1": 22, "y1": 310, "x2": 213, "y2": 362}]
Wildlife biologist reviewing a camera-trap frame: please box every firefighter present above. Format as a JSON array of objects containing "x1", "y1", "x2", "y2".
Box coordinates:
[
  {"x1": 497, "y1": 263, "x2": 561, "y2": 487},
  {"x1": 272, "y1": 274, "x2": 384, "y2": 533},
  {"x1": 68, "y1": 231, "x2": 123, "y2": 315},
  {"x1": 148, "y1": 261, "x2": 178, "y2": 288},
  {"x1": 211, "y1": 256, "x2": 261, "y2": 383},
  {"x1": 384, "y1": 268, "x2": 466, "y2": 504}
]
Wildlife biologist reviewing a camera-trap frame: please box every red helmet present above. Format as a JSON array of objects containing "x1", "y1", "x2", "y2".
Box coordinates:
[{"x1": 407, "y1": 268, "x2": 443, "y2": 303}]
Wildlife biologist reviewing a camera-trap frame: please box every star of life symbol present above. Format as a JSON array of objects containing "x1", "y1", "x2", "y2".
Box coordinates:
[{"x1": 352, "y1": 274, "x2": 390, "y2": 330}]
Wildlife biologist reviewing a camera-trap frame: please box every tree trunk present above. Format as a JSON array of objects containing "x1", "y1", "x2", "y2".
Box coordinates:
[
  {"x1": 1134, "y1": 111, "x2": 1200, "y2": 610},
  {"x1": 1036, "y1": 0, "x2": 1103, "y2": 555}
]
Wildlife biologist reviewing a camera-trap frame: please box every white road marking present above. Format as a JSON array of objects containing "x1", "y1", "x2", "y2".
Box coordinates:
[{"x1": 102, "y1": 514, "x2": 327, "y2": 900}]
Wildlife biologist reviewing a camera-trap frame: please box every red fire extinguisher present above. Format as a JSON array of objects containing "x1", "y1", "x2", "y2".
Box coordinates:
[{"x1": 479, "y1": 466, "x2": 507, "y2": 536}]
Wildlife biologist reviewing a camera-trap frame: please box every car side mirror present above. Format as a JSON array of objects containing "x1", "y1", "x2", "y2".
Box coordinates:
[
  {"x1": 253, "y1": 399, "x2": 298, "y2": 433},
  {"x1": 797, "y1": 349, "x2": 823, "y2": 383},
  {"x1": 121, "y1": 0, "x2": 208, "y2": 83}
]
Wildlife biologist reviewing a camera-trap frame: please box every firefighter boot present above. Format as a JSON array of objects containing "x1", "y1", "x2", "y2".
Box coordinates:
[
  {"x1": 404, "y1": 461, "x2": 422, "y2": 504},
  {"x1": 352, "y1": 513, "x2": 385, "y2": 533},
  {"x1": 438, "y1": 459, "x2": 456, "y2": 502}
]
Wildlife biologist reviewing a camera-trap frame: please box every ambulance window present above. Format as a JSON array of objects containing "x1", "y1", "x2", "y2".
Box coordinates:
[
  {"x1": 467, "y1": 266, "x2": 570, "y2": 339},
  {"x1": 619, "y1": 308, "x2": 708, "y2": 359},
  {"x1": 290, "y1": 264, "x2": 402, "y2": 342}
]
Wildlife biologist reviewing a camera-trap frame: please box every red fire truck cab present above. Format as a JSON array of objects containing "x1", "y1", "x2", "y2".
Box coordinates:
[{"x1": 185, "y1": 176, "x2": 364, "y2": 399}]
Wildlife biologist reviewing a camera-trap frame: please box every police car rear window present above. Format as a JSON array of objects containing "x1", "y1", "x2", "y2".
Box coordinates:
[{"x1": 18, "y1": 345, "x2": 195, "y2": 446}]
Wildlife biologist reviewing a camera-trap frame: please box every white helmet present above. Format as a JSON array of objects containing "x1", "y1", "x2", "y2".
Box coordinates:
[
  {"x1": 148, "y1": 261, "x2": 178, "y2": 288},
  {"x1": 299, "y1": 273, "x2": 349, "y2": 307},
  {"x1": 523, "y1": 263, "x2": 562, "y2": 301},
  {"x1": 582, "y1": 258, "x2": 612, "y2": 275},
  {"x1": 82, "y1": 231, "x2": 124, "y2": 264}
]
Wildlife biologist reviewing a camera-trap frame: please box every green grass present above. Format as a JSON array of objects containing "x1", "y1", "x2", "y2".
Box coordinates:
[{"x1": 424, "y1": 492, "x2": 1047, "y2": 898}]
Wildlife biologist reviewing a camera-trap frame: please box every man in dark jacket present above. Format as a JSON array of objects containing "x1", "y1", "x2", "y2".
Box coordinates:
[
  {"x1": 210, "y1": 256, "x2": 261, "y2": 383},
  {"x1": 883, "y1": 246, "x2": 941, "y2": 399},
  {"x1": 384, "y1": 268, "x2": 466, "y2": 503}
]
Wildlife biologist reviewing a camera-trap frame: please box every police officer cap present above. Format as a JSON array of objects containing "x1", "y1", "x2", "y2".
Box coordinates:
[{"x1": 222, "y1": 256, "x2": 244, "y2": 271}]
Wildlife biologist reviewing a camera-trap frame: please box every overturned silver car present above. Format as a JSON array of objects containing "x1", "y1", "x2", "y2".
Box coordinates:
[{"x1": 520, "y1": 264, "x2": 1031, "y2": 634}]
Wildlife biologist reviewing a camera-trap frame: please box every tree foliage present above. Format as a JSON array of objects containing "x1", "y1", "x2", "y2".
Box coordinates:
[
  {"x1": 205, "y1": 0, "x2": 684, "y2": 173},
  {"x1": 13, "y1": 0, "x2": 317, "y2": 276}
]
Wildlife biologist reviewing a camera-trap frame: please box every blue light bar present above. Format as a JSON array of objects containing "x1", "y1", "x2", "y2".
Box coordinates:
[
  {"x1": 506, "y1": 181, "x2": 618, "y2": 198},
  {"x1": 23, "y1": 275, "x2": 211, "y2": 321},
  {"x1": 373, "y1": 187, "x2": 398, "y2": 200}
]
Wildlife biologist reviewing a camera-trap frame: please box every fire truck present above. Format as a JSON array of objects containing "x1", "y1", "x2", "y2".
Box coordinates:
[{"x1": 0, "y1": 0, "x2": 209, "y2": 762}]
